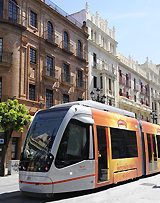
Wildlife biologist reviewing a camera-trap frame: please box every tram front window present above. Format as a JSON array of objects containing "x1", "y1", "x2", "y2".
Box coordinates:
[
  {"x1": 19, "y1": 107, "x2": 69, "y2": 172},
  {"x1": 55, "y1": 119, "x2": 89, "y2": 168}
]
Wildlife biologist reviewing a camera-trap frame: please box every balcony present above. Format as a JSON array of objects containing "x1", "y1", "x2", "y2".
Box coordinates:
[
  {"x1": 92, "y1": 62, "x2": 101, "y2": 70},
  {"x1": 61, "y1": 41, "x2": 74, "y2": 55},
  {"x1": 76, "y1": 50, "x2": 87, "y2": 62},
  {"x1": 140, "y1": 87, "x2": 149, "y2": 97},
  {"x1": 101, "y1": 64, "x2": 116, "y2": 77},
  {"x1": 119, "y1": 76, "x2": 126, "y2": 86},
  {"x1": 61, "y1": 73, "x2": 73, "y2": 87},
  {"x1": 106, "y1": 89, "x2": 115, "y2": 97},
  {"x1": 45, "y1": 34, "x2": 59, "y2": 47},
  {"x1": 76, "y1": 79, "x2": 86, "y2": 91},
  {"x1": 0, "y1": 52, "x2": 12, "y2": 70},
  {"x1": 126, "y1": 80, "x2": 131, "y2": 88},
  {"x1": 119, "y1": 95, "x2": 134, "y2": 106},
  {"x1": 133, "y1": 84, "x2": 139, "y2": 92},
  {"x1": 42, "y1": 66, "x2": 58, "y2": 82},
  {"x1": 0, "y1": 9, "x2": 27, "y2": 31}
]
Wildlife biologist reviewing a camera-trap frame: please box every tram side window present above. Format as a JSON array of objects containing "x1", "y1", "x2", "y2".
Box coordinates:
[
  {"x1": 156, "y1": 135, "x2": 160, "y2": 158},
  {"x1": 110, "y1": 128, "x2": 138, "y2": 159},
  {"x1": 55, "y1": 119, "x2": 89, "y2": 168}
]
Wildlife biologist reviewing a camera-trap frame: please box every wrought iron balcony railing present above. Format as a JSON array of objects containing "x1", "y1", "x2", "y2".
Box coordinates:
[
  {"x1": 76, "y1": 50, "x2": 88, "y2": 61},
  {"x1": 61, "y1": 41, "x2": 74, "y2": 54},
  {"x1": 0, "y1": 9, "x2": 27, "y2": 28}
]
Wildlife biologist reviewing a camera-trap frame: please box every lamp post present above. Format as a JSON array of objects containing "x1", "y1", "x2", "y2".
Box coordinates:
[{"x1": 90, "y1": 88, "x2": 106, "y2": 103}]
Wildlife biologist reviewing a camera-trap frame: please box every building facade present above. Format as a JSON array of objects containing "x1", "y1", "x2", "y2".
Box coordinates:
[
  {"x1": 71, "y1": 3, "x2": 118, "y2": 106},
  {"x1": 0, "y1": 0, "x2": 88, "y2": 166},
  {"x1": 117, "y1": 54, "x2": 160, "y2": 124}
]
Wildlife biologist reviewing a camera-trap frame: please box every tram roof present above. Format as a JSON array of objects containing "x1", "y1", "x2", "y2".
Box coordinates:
[{"x1": 50, "y1": 100, "x2": 135, "y2": 118}]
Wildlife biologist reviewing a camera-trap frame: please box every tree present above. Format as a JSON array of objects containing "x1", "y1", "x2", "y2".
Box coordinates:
[{"x1": 0, "y1": 99, "x2": 31, "y2": 176}]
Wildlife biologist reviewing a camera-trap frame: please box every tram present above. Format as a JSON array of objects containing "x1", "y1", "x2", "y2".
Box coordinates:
[{"x1": 19, "y1": 100, "x2": 160, "y2": 196}]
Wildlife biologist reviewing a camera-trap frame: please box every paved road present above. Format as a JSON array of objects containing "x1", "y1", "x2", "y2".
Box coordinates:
[{"x1": 1, "y1": 174, "x2": 160, "y2": 202}]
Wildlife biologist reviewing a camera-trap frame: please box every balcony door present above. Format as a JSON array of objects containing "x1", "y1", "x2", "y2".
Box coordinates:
[
  {"x1": 0, "y1": 38, "x2": 2, "y2": 61},
  {"x1": 0, "y1": 0, "x2": 3, "y2": 18},
  {"x1": 8, "y1": 0, "x2": 18, "y2": 22}
]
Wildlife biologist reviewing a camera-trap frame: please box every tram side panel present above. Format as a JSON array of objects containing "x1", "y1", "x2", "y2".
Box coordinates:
[
  {"x1": 91, "y1": 109, "x2": 142, "y2": 187},
  {"x1": 141, "y1": 121, "x2": 160, "y2": 175}
]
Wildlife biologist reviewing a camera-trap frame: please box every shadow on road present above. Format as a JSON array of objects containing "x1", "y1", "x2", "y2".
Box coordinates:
[
  {"x1": 0, "y1": 190, "x2": 92, "y2": 203},
  {"x1": 0, "y1": 188, "x2": 104, "y2": 203},
  {"x1": 0, "y1": 179, "x2": 140, "y2": 203}
]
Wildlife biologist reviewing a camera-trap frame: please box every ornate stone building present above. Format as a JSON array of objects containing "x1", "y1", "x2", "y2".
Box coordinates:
[
  {"x1": 117, "y1": 54, "x2": 160, "y2": 124},
  {"x1": 0, "y1": 0, "x2": 88, "y2": 166},
  {"x1": 71, "y1": 3, "x2": 118, "y2": 106}
]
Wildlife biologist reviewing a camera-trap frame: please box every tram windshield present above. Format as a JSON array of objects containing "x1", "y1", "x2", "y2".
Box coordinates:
[{"x1": 19, "y1": 107, "x2": 69, "y2": 172}]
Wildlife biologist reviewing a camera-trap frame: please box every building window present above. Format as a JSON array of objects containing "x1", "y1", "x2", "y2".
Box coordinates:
[
  {"x1": 47, "y1": 21, "x2": 53, "y2": 40},
  {"x1": 30, "y1": 47, "x2": 36, "y2": 64},
  {"x1": 46, "y1": 89, "x2": 53, "y2": 108},
  {"x1": 94, "y1": 31, "x2": 96, "y2": 42},
  {"x1": 0, "y1": 0, "x2": 3, "y2": 18},
  {"x1": 46, "y1": 56, "x2": 54, "y2": 76},
  {"x1": 77, "y1": 70, "x2": 83, "y2": 88},
  {"x1": 11, "y1": 137, "x2": 18, "y2": 160},
  {"x1": 0, "y1": 38, "x2": 3, "y2": 62},
  {"x1": 93, "y1": 53, "x2": 97, "y2": 67},
  {"x1": 0, "y1": 77, "x2": 2, "y2": 101},
  {"x1": 30, "y1": 10, "x2": 37, "y2": 28},
  {"x1": 63, "y1": 31, "x2": 69, "y2": 51},
  {"x1": 109, "y1": 78, "x2": 112, "y2": 91},
  {"x1": 55, "y1": 119, "x2": 89, "y2": 168},
  {"x1": 119, "y1": 88, "x2": 122, "y2": 96},
  {"x1": 63, "y1": 63, "x2": 70, "y2": 83},
  {"x1": 8, "y1": 0, "x2": 18, "y2": 22},
  {"x1": 0, "y1": 38, "x2": 2, "y2": 53},
  {"x1": 134, "y1": 78, "x2": 136, "y2": 90},
  {"x1": 119, "y1": 69, "x2": 122, "y2": 77},
  {"x1": 29, "y1": 84, "x2": 36, "y2": 101},
  {"x1": 91, "y1": 29, "x2": 93, "y2": 39},
  {"x1": 77, "y1": 40, "x2": 82, "y2": 58},
  {"x1": 108, "y1": 99, "x2": 112, "y2": 106},
  {"x1": 63, "y1": 94, "x2": 69, "y2": 103},
  {"x1": 93, "y1": 76, "x2": 97, "y2": 88},
  {"x1": 100, "y1": 76, "x2": 103, "y2": 89}
]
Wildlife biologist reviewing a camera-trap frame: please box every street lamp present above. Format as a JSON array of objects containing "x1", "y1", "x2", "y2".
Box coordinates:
[{"x1": 90, "y1": 88, "x2": 106, "y2": 103}]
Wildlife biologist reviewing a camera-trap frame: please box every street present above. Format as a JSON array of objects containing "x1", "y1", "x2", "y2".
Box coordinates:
[{"x1": 1, "y1": 174, "x2": 160, "y2": 202}]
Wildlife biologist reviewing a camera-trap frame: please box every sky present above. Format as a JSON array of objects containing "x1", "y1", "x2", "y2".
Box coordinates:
[{"x1": 50, "y1": 0, "x2": 160, "y2": 65}]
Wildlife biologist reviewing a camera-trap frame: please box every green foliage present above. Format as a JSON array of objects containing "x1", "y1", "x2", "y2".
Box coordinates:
[{"x1": 0, "y1": 99, "x2": 31, "y2": 133}]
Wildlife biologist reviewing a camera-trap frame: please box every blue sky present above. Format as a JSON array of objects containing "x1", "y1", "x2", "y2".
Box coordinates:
[{"x1": 51, "y1": 0, "x2": 160, "y2": 64}]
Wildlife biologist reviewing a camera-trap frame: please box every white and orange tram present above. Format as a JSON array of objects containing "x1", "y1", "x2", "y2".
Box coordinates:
[{"x1": 19, "y1": 100, "x2": 160, "y2": 196}]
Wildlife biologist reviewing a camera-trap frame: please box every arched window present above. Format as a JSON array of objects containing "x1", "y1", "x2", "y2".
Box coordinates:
[
  {"x1": 8, "y1": 0, "x2": 18, "y2": 22},
  {"x1": 63, "y1": 31, "x2": 69, "y2": 51},
  {"x1": 77, "y1": 40, "x2": 82, "y2": 58},
  {"x1": 47, "y1": 21, "x2": 53, "y2": 40}
]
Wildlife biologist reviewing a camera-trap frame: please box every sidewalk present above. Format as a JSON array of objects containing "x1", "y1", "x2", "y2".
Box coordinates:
[
  {"x1": 0, "y1": 174, "x2": 19, "y2": 194},
  {"x1": 1, "y1": 173, "x2": 160, "y2": 203}
]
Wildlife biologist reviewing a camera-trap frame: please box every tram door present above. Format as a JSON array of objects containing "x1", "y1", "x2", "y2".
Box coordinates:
[
  {"x1": 97, "y1": 126, "x2": 109, "y2": 183},
  {"x1": 147, "y1": 134, "x2": 158, "y2": 172}
]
